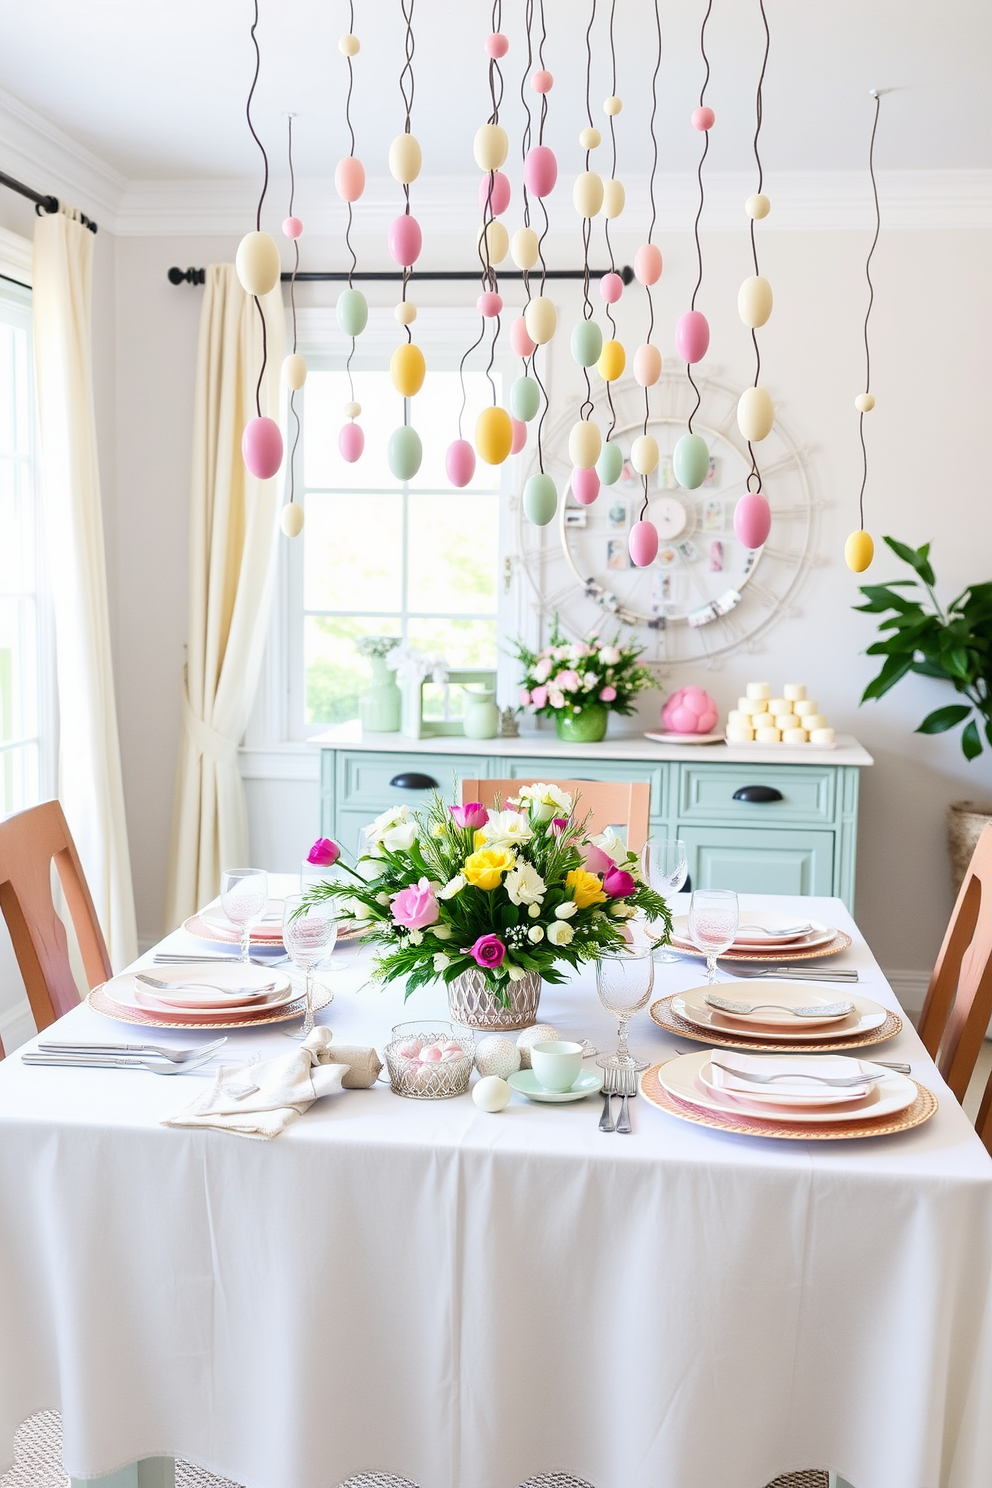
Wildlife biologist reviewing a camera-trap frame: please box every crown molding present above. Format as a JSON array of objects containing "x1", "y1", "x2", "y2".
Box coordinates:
[{"x1": 0, "y1": 85, "x2": 127, "y2": 228}]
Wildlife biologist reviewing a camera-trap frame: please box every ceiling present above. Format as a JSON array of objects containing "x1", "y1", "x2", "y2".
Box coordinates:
[{"x1": 0, "y1": 0, "x2": 988, "y2": 184}]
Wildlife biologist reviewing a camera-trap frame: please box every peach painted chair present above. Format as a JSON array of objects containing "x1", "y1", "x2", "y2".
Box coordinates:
[{"x1": 460, "y1": 778, "x2": 651, "y2": 855}]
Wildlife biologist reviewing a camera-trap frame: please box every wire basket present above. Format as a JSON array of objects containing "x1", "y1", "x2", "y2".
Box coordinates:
[{"x1": 384, "y1": 1021, "x2": 476, "y2": 1099}]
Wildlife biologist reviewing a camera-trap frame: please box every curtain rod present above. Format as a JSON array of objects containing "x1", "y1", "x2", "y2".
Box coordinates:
[
  {"x1": 0, "y1": 169, "x2": 98, "y2": 233},
  {"x1": 167, "y1": 264, "x2": 634, "y2": 287}
]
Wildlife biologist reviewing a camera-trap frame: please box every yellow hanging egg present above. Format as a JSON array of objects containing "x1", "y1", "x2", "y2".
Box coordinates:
[
  {"x1": 855, "y1": 392, "x2": 875, "y2": 413},
  {"x1": 475, "y1": 406, "x2": 513, "y2": 465},
  {"x1": 236, "y1": 231, "x2": 281, "y2": 296},
  {"x1": 631, "y1": 434, "x2": 659, "y2": 476},
  {"x1": 845, "y1": 530, "x2": 875, "y2": 572},
  {"x1": 737, "y1": 386, "x2": 775, "y2": 442},
  {"x1": 568, "y1": 419, "x2": 602, "y2": 469},
  {"x1": 281, "y1": 353, "x2": 307, "y2": 390},
  {"x1": 597, "y1": 339, "x2": 626, "y2": 382},
  {"x1": 746, "y1": 192, "x2": 771, "y2": 219},
  {"x1": 395, "y1": 301, "x2": 417, "y2": 325},
  {"x1": 579, "y1": 126, "x2": 602, "y2": 151},
  {"x1": 737, "y1": 275, "x2": 773, "y2": 329},
  {"x1": 601, "y1": 179, "x2": 625, "y2": 219},
  {"x1": 474, "y1": 123, "x2": 509, "y2": 172},
  {"x1": 280, "y1": 503, "x2": 305, "y2": 537},
  {"x1": 390, "y1": 342, "x2": 426, "y2": 397},
  {"x1": 389, "y1": 133, "x2": 422, "y2": 184},
  {"x1": 573, "y1": 171, "x2": 604, "y2": 218},
  {"x1": 603, "y1": 95, "x2": 623, "y2": 116},
  {"x1": 511, "y1": 226, "x2": 539, "y2": 270},
  {"x1": 478, "y1": 219, "x2": 509, "y2": 266},
  {"x1": 338, "y1": 33, "x2": 360, "y2": 56},
  {"x1": 525, "y1": 296, "x2": 557, "y2": 345}
]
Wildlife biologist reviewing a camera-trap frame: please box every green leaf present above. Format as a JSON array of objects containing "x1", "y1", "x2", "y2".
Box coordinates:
[
  {"x1": 861, "y1": 656, "x2": 914, "y2": 702},
  {"x1": 910, "y1": 659, "x2": 951, "y2": 680},
  {"x1": 962, "y1": 719, "x2": 983, "y2": 760},
  {"x1": 883, "y1": 535, "x2": 936, "y2": 586},
  {"x1": 916, "y1": 704, "x2": 972, "y2": 735},
  {"x1": 855, "y1": 584, "x2": 920, "y2": 614}
]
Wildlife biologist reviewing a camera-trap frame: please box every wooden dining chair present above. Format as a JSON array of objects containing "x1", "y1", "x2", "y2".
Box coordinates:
[
  {"x1": 460, "y1": 778, "x2": 651, "y2": 854},
  {"x1": 0, "y1": 800, "x2": 112, "y2": 1033}
]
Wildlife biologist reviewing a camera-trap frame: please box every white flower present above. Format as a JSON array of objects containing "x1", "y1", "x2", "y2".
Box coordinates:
[
  {"x1": 533, "y1": 655, "x2": 553, "y2": 683},
  {"x1": 527, "y1": 902, "x2": 541, "y2": 918},
  {"x1": 506, "y1": 964, "x2": 528, "y2": 981},
  {"x1": 375, "y1": 892, "x2": 391, "y2": 906},
  {"x1": 528, "y1": 925, "x2": 545, "y2": 943},
  {"x1": 481, "y1": 809, "x2": 534, "y2": 850},
  {"x1": 438, "y1": 874, "x2": 466, "y2": 900},
  {"x1": 505, "y1": 862, "x2": 546, "y2": 906},
  {"x1": 555, "y1": 901, "x2": 579, "y2": 919},
  {"x1": 344, "y1": 897, "x2": 373, "y2": 921},
  {"x1": 517, "y1": 782, "x2": 573, "y2": 820},
  {"x1": 381, "y1": 821, "x2": 418, "y2": 853},
  {"x1": 593, "y1": 827, "x2": 628, "y2": 863},
  {"x1": 553, "y1": 645, "x2": 570, "y2": 660},
  {"x1": 569, "y1": 642, "x2": 585, "y2": 660},
  {"x1": 407, "y1": 929, "x2": 423, "y2": 946},
  {"x1": 548, "y1": 688, "x2": 566, "y2": 710},
  {"x1": 599, "y1": 645, "x2": 621, "y2": 666},
  {"x1": 368, "y1": 804, "x2": 410, "y2": 837},
  {"x1": 433, "y1": 952, "x2": 450, "y2": 973},
  {"x1": 547, "y1": 920, "x2": 574, "y2": 946},
  {"x1": 581, "y1": 671, "x2": 599, "y2": 690},
  {"x1": 431, "y1": 924, "x2": 452, "y2": 940}
]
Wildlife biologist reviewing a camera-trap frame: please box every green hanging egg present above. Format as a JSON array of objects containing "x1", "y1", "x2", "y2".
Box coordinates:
[
  {"x1": 672, "y1": 431, "x2": 710, "y2": 490},
  {"x1": 596, "y1": 440, "x2": 623, "y2": 487},
  {"x1": 570, "y1": 320, "x2": 604, "y2": 368},
  {"x1": 510, "y1": 376, "x2": 541, "y2": 423},
  {"x1": 522, "y1": 473, "x2": 558, "y2": 526},
  {"x1": 387, "y1": 425, "x2": 423, "y2": 481},
  {"x1": 336, "y1": 288, "x2": 369, "y2": 338}
]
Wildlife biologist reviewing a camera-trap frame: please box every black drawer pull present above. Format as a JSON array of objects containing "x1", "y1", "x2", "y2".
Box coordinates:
[
  {"x1": 389, "y1": 771, "x2": 439, "y2": 791},
  {"x1": 732, "y1": 784, "x2": 783, "y2": 804}
]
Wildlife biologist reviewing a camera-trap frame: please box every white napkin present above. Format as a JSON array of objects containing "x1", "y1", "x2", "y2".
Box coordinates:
[
  {"x1": 708, "y1": 1051, "x2": 871, "y2": 1100},
  {"x1": 163, "y1": 1027, "x2": 349, "y2": 1140}
]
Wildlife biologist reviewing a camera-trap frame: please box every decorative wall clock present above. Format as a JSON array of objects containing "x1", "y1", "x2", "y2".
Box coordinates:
[{"x1": 512, "y1": 368, "x2": 817, "y2": 667}]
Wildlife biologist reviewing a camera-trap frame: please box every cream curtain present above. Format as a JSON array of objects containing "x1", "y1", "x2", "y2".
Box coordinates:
[
  {"x1": 165, "y1": 264, "x2": 285, "y2": 926},
  {"x1": 33, "y1": 208, "x2": 138, "y2": 969}
]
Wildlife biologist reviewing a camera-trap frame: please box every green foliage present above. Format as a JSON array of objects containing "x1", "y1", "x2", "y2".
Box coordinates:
[
  {"x1": 510, "y1": 617, "x2": 656, "y2": 722},
  {"x1": 854, "y1": 536, "x2": 992, "y2": 761}
]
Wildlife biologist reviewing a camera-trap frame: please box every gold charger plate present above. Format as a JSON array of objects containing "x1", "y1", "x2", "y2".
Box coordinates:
[
  {"x1": 649, "y1": 993, "x2": 902, "y2": 1052},
  {"x1": 87, "y1": 986, "x2": 324, "y2": 1030},
  {"x1": 669, "y1": 930, "x2": 853, "y2": 963},
  {"x1": 641, "y1": 1061, "x2": 937, "y2": 1140}
]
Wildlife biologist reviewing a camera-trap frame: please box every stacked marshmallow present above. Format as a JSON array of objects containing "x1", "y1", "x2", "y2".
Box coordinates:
[{"x1": 726, "y1": 682, "x2": 835, "y2": 747}]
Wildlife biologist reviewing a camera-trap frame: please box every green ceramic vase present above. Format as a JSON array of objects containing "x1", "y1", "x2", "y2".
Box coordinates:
[
  {"x1": 555, "y1": 702, "x2": 609, "y2": 743},
  {"x1": 359, "y1": 656, "x2": 401, "y2": 733}
]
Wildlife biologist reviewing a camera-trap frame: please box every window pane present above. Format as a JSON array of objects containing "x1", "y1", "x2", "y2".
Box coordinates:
[
  {"x1": 407, "y1": 617, "x2": 498, "y2": 672},
  {"x1": 304, "y1": 492, "x2": 403, "y2": 613},
  {"x1": 0, "y1": 743, "x2": 38, "y2": 817},
  {"x1": 0, "y1": 595, "x2": 37, "y2": 742},
  {"x1": 304, "y1": 615, "x2": 401, "y2": 726},
  {"x1": 407, "y1": 492, "x2": 498, "y2": 615}
]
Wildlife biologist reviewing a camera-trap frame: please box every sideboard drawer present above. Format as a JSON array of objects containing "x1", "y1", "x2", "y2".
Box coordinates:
[
  {"x1": 501, "y1": 757, "x2": 668, "y2": 817},
  {"x1": 337, "y1": 751, "x2": 484, "y2": 813},
  {"x1": 678, "y1": 763, "x2": 835, "y2": 825},
  {"x1": 681, "y1": 826, "x2": 834, "y2": 896}
]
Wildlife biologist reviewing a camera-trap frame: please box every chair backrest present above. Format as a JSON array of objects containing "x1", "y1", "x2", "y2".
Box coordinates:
[
  {"x1": 0, "y1": 800, "x2": 112, "y2": 1033},
  {"x1": 460, "y1": 778, "x2": 651, "y2": 855}
]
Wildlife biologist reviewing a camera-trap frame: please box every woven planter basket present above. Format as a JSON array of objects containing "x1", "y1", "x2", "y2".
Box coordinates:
[
  {"x1": 947, "y1": 800, "x2": 992, "y2": 893},
  {"x1": 446, "y1": 967, "x2": 542, "y2": 1031}
]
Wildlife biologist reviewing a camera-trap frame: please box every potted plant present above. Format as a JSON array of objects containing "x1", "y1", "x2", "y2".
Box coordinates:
[
  {"x1": 302, "y1": 784, "x2": 672, "y2": 1031},
  {"x1": 511, "y1": 620, "x2": 656, "y2": 743}
]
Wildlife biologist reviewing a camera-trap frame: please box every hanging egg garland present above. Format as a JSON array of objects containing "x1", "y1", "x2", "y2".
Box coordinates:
[
  {"x1": 388, "y1": 425, "x2": 423, "y2": 481},
  {"x1": 478, "y1": 170, "x2": 512, "y2": 216},
  {"x1": 571, "y1": 320, "x2": 603, "y2": 368},
  {"x1": 334, "y1": 5, "x2": 367, "y2": 470},
  {"x1": 476, "y1": 406, "x2": 513, "y2": 466},
  {"x1": 672, "y1": 432, "x2": 710, "y2": 490},
  {"x1": 633, "y1": 343, "x2": 662, "y2": 387},
  {"x1": 675, "y1": 310, "x2": 710, "y2": 364},
  {"x1": 388, "y1": 0, "x2": 425, "y2": 484},
  {"x1": 511, "y1": 227, "x2": 540, "y2": 270},
  {"x1": 511, "y1": 376, "x2": 541, "y2": 422},
  {"x1": 336, "y1": 288, "x2": 368, "y2": 338},
  {"x1": 523, "y1": 472, "x2": 558, "y2": 526},
  {"x1": 280, "y1": 502, "x2": 305, "y2": 538},
  {"x1": 846, "y1": 91, "x2": 886, "y2": 572},
  {"x1": 734, "y1": 489, "x2": 772, "y2": 550},
  {"x1": 525, "y1": 297, "x2": 557, "y2": 345},
  {"x1": 568, "y1": 419, "x2": 602, "y2": 469},
  {"x1": 510, "y1": 317, "x2": 536, "y2": 358},
  {"x1": 597, "y1": 339, "x2": 625, "y2": 382},
  {"x1": 242, "y1": 416, "x2": 283, "y2": 480},
  {"x1": 279, "y1": 116, "x2": 305, "y2": 532},
  {"x1": 235, "y1": 230, "x2": 280, "y2": 297},
  {"x1": 596, "y1": 440, "x2": 624, "y2": 487},
  {"x1": 737, "y1": 385, "x2": 775, "y2": 442},
  {"x1": 446, "y1": 438, "x2": 477, "y2": 488},
  {"x1": 572, "y1": 466, "x2": 600, "y2": 505},
  {"x1": 282, "y1": 351, "x2": 306, "y2": 391},
  {"x1": 629, "y1": 520, "x2": 660, "y2": 568}
]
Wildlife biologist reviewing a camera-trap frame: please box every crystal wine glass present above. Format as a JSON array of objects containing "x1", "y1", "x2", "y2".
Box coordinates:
[
  {"x1": 687, "y1": 889, "x2": 739, "y2": 984},
  {"x1": 595, "y1": 946, "x2": 656, "y2": 1073},
  {"x1": 220, "y1": 868, "x2": 269, "y2": 965},
  {"x1": 640, "y1": 837, "x2": 688, "y2": 962},
  {"x1": 281, "y1": 893, "x2": 338, "y2": 1040}
]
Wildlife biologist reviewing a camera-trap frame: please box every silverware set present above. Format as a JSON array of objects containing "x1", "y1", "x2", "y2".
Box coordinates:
[
  {"x1": 705, "y1": 993, "x2": 855, "y2": 1019},
  {"x1": 136, "y1": 973, "x2": 276, "y2": 1000},
  {"x1": 599, "y1": 1065, "x2": 637, "y2": 1135},
  {"x1": 154, "y1": 953, "x2": 291, "y2": 967},
  {"x1": 22, "y1": 1037, "x2": 228, "y2": 1074},
  {"x1": 721, "y1": 963, "x2": 859, "y2": 982}
]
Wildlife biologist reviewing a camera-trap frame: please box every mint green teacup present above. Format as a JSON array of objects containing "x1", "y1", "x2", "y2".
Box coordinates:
[{"x1": 530, "y1": 1040, "x2": 584, "y2": 1093}]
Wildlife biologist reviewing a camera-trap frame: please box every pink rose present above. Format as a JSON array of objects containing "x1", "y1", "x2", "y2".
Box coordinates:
[
  {"x1": 307, "y1": 837, "x2": 340, "y2": 866},
  {"x1": 551, "y1": 817, "x2": 568, "y2": 836},
  {"x1": 391, "y1": 877, "x2": 440, "y2": 930},
  {"x1": 449, "y1": 802, "x2": 487, "y2": 831},
  {"x1": 583, "y1": 842, "x2": 616, "y2": 876},
  {"x1": 557, "y1": 669, "x2": 581, "y2": 692},
  {"x1": 599, "y1": 685, "x2": 617, "y2": 702},
  {"x1": 533, "y1": 656, "x2": 554, "y2": 683},
  {"x1": 519, "y1": 688, "x2": 531, "y2": 706},
  {"x1": 603, "y1": 865, "x2": 636, "y2": 898},
  {"x1": 467, "y1": 933, "x2": 506, "y2": 969},
  {"x1": 530, "y1": 685, "x2": 548, "y2": 709}
]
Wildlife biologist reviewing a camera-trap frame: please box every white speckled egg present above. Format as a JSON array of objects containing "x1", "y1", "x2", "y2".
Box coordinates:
[
  {"x1": 516, "y1": 1024, "x2": 559, "y2": 1069},
  {"x1": 475, "y1": 1036, "x2": 522, "y2": 1080},
  {"x1": 473, "y1": 1076, "x2": 512, "y2": 1112}
]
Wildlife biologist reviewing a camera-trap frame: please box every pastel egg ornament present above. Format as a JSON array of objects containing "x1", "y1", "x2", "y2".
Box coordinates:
[
  {"x1": 662, "y1": 686, "x2": 719, "y2": 735},
  {"x1": 510, "y1": 376, "x2": 541, "y2": 422},
  {"x1": 477, "y1": 290, "x2": 503, "y2": 319},
  {"x1": 596, "y1": 441, "x2": 623, "y2": 487},
  {"x1": 738, "y1": 276, "x2": 774, "y2": 330},
  {"x1": 388, "y1": 133, "x2": 423, "y2": 185},
  {"x1": 845, "y1": 529, "x2": 875, "y2": 573},
  {"x1": 388, "y1": 214, "x2": 423, "y2": 268},
  {"x1": 242, "y1": 416, "x2": 283, "y2": 479},
  {"x1": 599, "y1": 271, "x2": 624, "y2": 304},
  {"x1": 485, "y1": 31, "x2": 509, "y2": 59},
  {"x1": 511, "y1": 227, "x2": 540, "y2": 271},
  {"x1": 472, "y1": 1075, "x2": 512, "y2": 1113},
  {"x1": 855, "y1": 393, "x2": 876, "y2": 413},
  {"x1": 523, "y1": 145, "x2": 558, "y2": 199},
  {"x1": 236, "y1": 231, "x2": 281, "y2": 297},
  {"x1": 334, "y1": 156, "x2": 366, "y2": 202},
  {"x1": 631, "y1": 434, "x2": 659, "y2": 476},
  {"x1": 387, "y1": 425, "x2": 423, "y2": 481},
  {"x1": 336, "y1": 288, "x2": 369, "y2": 338},
  {"x1": 601, "y1": 179, "x2": 625, "y2": 219},
  {"x1": 579, "y1": 126, "x2": 602, "y2": 151},
  {"x1": 510, "y1": 316, "x2": 537, "y2": 358},
  {"x1": 475, "y1": 406, "x2": 513, "y2": 466},
  {"x1": 339, "y1": 422, "x2": 365, "y2": 464},
  {"x1": 568, "y1": 419, "x2": 602, "y2": 469},
  {"x1": 510, "y1": 418, "x2": 527, "y2": 455},
  {"x1": 446, "y1": 439, "x2": 476, "y2": 488},
  {"x1": 478, "y1": 220, "x2": 509, "y2": 266},
  {"x1": 525, "y1": 297, "x2": 557, "y2": 345},
  {"x1": 478, "y1": 170, "x2": 511, "y2": 217},
  {"x1": 395, "y1": 301, "x2": 417, "y2": 327},
  {"x1": 338, "y1": 31, "x2": 360, "y2": 55},
  {"x1": 597, "y1": 340, "x2": 625, "y2": 382},
  {"x1": 532, "y1": 69, "x2": 553, "y2": 94},
  {"x1": 675, "y1": 310, "x2": 710, "y2": 364},
  {"x1": 282, "y1": 216, "x2": 303, "y2": 240},
  {"x1": 522, "y1": 473, "x2": 558, "y2": 526},
  {"x1": 737, "y1": 386, "x2": 775, "y2": 442},
  {"x1": 733, "y1": 490, "x2": 772, "y2": 549},
  {"x1": 633, "y1": 343, "x2": 662, "y2": 387},
  {"x1": 571, "y1": 466, "x2": 600, "y2": 505},
  {"x1": 628, "y1": 520, "x2": 659, "y2": 568},
  {"x1": 570, "y1": 319, "x2": 603, "y2": 368},
  {"x1": 634, "y1": 243, "x2": 663, "y2": 285},
  {"x1": 691, "y1": 105, "x2": 716, "y2": 130},
  {"x1": 746, "y1": 192, "x2": 771, "y2": 220},
  {"x1": 281, "y1": 353, "x2": 307, "y2": 391},
  {"x1": 672, "y1": 432, "x2": 710, "y2": 490},
  {"x1": 573, "y1": 171, "x2": 604, "y2": 218},
  {"x1": 473, "y1": 123, "x2": 509, "y2": 172},
  {"x1": 280, "y1": 503, "x2": 304, "y2": 538},
  {"x1": 390, "y1": 342, "x2": 426, "y2": 398}
]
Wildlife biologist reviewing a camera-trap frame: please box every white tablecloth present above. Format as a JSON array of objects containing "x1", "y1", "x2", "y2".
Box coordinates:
[{"x1": 0, "y1": 894, "x2": 990, "y2": 1488}]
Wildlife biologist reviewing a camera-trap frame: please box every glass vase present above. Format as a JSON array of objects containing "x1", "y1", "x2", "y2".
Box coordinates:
[
  {"x1": 555, "y1": 701, "x2": 609, "y2": 744},
  {"x1": 359, "y1": 655, "x2": 401, "y2": 733},
  {"x1": 446, "y1": 968, "x2": 542, "y2": 1031}
]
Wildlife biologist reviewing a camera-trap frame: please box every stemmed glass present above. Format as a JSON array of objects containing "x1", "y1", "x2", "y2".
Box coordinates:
[
  {"x1": 220, "y1": 868, "x2": 268, "y2": 965},
  {"x1": 641, "y1": 838, "x2": 688, "y2": 962},
  {"x1": 281, "y1": 893, "x2": 338, "y2": 1040},
  {"x1": 688, "y1": 889, "x2": 739, "y2": 984},
  {"x1": 595, "y1": 946, "x2": 656, "y2": 1072}
]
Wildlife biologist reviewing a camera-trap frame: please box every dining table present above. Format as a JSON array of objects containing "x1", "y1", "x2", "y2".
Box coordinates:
[{"x1": 0, "y1": 888, "x2": 990, "y2": 1488}]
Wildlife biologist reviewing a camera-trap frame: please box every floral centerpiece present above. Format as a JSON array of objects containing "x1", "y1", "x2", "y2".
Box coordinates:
[
  {"x1": 302, "y1": 784, "x2": 672, "y2": 1030},
  {"x1": 512, "y1": 621, "x2": 656, "y2": 742}
]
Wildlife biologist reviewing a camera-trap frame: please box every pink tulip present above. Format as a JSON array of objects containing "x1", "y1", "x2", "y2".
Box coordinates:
[
  {"x1": 467, "y1": 933, "x2": 506, "y2": 969},
  {"x1": 307, "y1": 837, "x2": 340, "y2": 867},
  {"x1": 551, "y1": 817, "x2": 568, "y2": 836},
  {"x1": 391, "y1": 878, "x2": 441, "y2": 930},
  {"x1": 599, "y1": 685, "x2": 617, "y2": 702},
  {"x1": 583, "y1": 843, "x2": 616, "y2": 876},
  {"x1": 449, "y1": 802, "x2": 488, "y2": 831},
  {"x1": 603, "y1": 865, "x2": 636, "y2": 898}
]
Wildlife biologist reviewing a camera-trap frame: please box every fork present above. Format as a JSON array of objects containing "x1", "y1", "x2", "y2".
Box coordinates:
[
  {"x1": 154, "y1": 954, "x2": 291, "y2": 967},
  {"x1": 615, "y1": 1067, "x2": 636, "y2": 1134},
  {"x1": 36, "y1": 1036, "x2": 228, "y2": 1063},
  {"x1": 710, "y1": 1061, "x2": 889, "y2": 1089},
  {"x1": 721, "y1": 964, "x2": 859, "y2": 982},
  {"x1": 22, "y1": 1050, "x2": 219, "y2": 1075},
  {"x1": 738, "y1": 923, "x2": 812, "y2": 937},
  {"x1": 599, "y1": 1066, "x2": 620, "y2": 1132},
  {"x1": 706, "y1": 994, "x2": 855, "y2": 1018},
  {"x1": 136, "y1": 974, "x2": 275, "y2": 998}
]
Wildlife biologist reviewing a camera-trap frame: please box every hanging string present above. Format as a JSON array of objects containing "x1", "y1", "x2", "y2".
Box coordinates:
[
  {"x1": 745, "y1": 0, "x2": 770, "y2": 494},
  {"x1": 285, "y1": 116, "x2": 301, "y2": 505},
  {"x1": 579, "y1": 0, "x2": 598, "y2": 422},
  {"x1": 344, "y1": 0, "x2": 358, "y2": 405},
  {"x1": 246, "y1": 0, "x2": 269, "y2": 417},
  {"x1": 519, "y1": 0, "x2": 534, "y2": 311},
  {"x1": 686, "y1": 0, "x2": 713, "y2": 435},
  {"x1": 532, "y1": 0, "x2": 551, "y2": 473},
  {"x1": 482, "y1": 0, "x2": 504, "y2": 404},
  {"x1": 858, "y1": 90, "x2": 883, "y2": 530},
  {"x1": 398, "y1": 0, "x2": 416, "y2": 343},
  {"x1": 639, "y1": 0, "x2": 663, "y2": 523},
  {"x1": 602, "y1": 0, "x2": 619, "y2": 440}
]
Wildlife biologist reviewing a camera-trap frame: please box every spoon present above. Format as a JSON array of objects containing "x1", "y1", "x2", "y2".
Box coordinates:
[
  {"x1": 706, "y1": 993, "x2": 855, "y2": 1019},
  {"x1": 135, "y1": 973, "x2": 276, "y2": 999}
]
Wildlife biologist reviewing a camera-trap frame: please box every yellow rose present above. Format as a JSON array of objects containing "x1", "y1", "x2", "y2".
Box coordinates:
[
  {"x1": 566, "y1": 868, "x2": 608, "y2": 909},
  {"x1": 473, "y1": 828, "x2": 488, "y2": 851},
  {"x1": 464, "y1": 847, "x2": 517, "y2": 891}
]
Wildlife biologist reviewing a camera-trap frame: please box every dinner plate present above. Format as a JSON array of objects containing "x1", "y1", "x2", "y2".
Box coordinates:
[
  {"x1": 507, "y1": 1068, "x2": 604, "y2": 1103},
  {"x1": 671, "y1": 915, "x2": 836, "y2": 954},
  {"x1": 681, "y1": 981, "x2": 859, "y2": 1029},
  {"x1": 656, "y1": 1049, "x2": 919, "y2": 1124},
  {"x1": 102, "y1": 966, "x2": 295, "y2": 1023},
  {"x1": 673, "y1": 986, "x2": 887, "y2": 1041},
  {"x1": 88, "y1": 986, "x2": 312, "y2": 1031},
  {"x1": 649, "y1": 993, "x2": 902, "y2": 1053},
  {"x1": 669, "y1": 929, "x2": 854, "y2": 964},
  {"x1": 699, "y1": 1052, "x2": 874, "y2": 1106}
]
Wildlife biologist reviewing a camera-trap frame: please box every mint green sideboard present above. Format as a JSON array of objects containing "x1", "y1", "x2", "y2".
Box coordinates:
[{"x1": 314, "y1": 729, "x2": 872, "y2": 910}]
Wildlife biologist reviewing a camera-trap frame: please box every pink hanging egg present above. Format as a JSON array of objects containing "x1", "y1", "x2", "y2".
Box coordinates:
[
  {"x1": 675, "y1": 310, "x2": 710, "y2": 363},
  {"x1": 478, "y1": 290, "x2": 503, "y2": 318},
  {"x1": 334, "y1": 156, "x2": 366, "y2": 202},
  {"x1": 486, "y1": 31, "x2": 509, "y2": 58},
  {"x1": 634, "y1": 242, "x2": 663, "y2": 285},
  {"x1": 242, "y1": 417, "x2": 283, "y2": 479},
  {"x1": 282, "y1": 215, "x2": 303, "y2": 239},
  {"x1": 339, "y1": 422, "x2": 365, "y2": 464},
  {"x1": 691, "y1": 106, "x2": 716, "y2": 131},
  {"x1": 446, "y1": 438, "x2": 476, "y2": 488},
  {"x1": 532, "y1": 69, "x2": 554, "y2": 93},
  {"x1": 628, "y1": 520, "x2": 659, "y2": 568},
  {"x1": 478, "y1": 171, "x2": 511, "y2": 216},
  {"x1": 388, "y1": 214, "x2": 422, "y2": 267},
  {"x1": 510, "y1": 418, "x2": 527, "y2": 455},
  {"x1": 662, "y1": 685, "x2": 719, "y2": 735},
  {"x1": 572, "y1": 466, "x2": 600, "y2": 505},
  {"x1": 524, "y1": 145, "x2": 558, "y2": 199},
  {"x1": 510, "y1": 316, "x2": 537, "y2": 358},
  {"x1": 599, "y1": 271, "x2": 624, "y2": 304},
  {"x1": 633, "y1": 343, "x2": 662, "y2": 387},
  {"x1": 733, "y1": 490, "x2": 772, "y2": 549}
]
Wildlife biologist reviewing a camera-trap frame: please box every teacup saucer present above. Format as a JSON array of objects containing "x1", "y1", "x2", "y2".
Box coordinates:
[{"x1": 507, "y1": 1068, "x2": 604, "y2": 1103}]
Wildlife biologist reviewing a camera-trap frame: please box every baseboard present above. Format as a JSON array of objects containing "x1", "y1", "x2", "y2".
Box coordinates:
[
  {"x1": 883, "y1": 969, "x2": 931, "y2": 1020},
  {"x1": 0, "y1": 998, "x2": 36, "y2": 1053}
]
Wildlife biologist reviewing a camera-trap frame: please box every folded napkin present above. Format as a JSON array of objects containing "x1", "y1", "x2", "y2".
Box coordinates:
[
  {"x1": 164, "y1": 1027, "x2": 351, "y2": 1140},
  {"x1": 709, "y1": 1051, "x2": 871, "y2": 1100}
]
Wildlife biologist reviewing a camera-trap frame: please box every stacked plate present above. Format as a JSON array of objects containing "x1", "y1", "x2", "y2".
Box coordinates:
[
  {"x1": 89, "y1": 964, "x2": 306, "y2": 1031},
  {"x1": 651, "y1": 980, "x2": 901, "y2": 1053},
  {"x1": 669, "y1": 912, "x2": 849, "y2": 963},
  {"x1": 184, "y1": 900, "x2": 363, "y2": 949}
]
